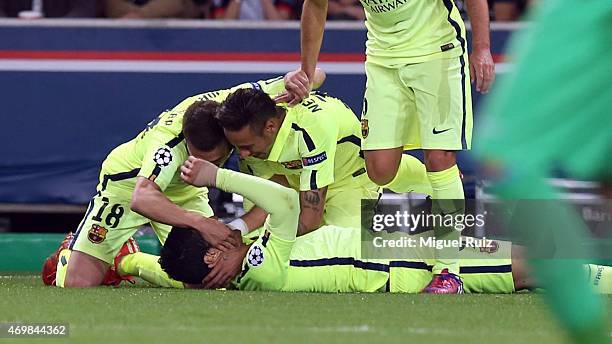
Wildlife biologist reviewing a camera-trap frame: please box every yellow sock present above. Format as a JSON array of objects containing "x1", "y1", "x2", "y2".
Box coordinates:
[
  {"x1": 384, "y1": 155, "x2": 433, "y2": 195},
  {"x1": 585, "y1": 264, "x2": 612, "y2": 294},
  {"x1": 427, "y1": 165, "x2": 464, "y2": 275},
  {"x1": 55, "y1": 249, "x2": 72, "y2": 288},
  {"x1": 118, "y1": 252, "x2": 184, "y2": 289}
]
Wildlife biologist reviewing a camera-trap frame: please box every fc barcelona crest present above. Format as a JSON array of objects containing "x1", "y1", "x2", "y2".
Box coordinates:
[
  {"x1": 88, "y1": 224, "x2": 108, "y2": 244},
  {"x1": 361, "y1": 119, "x2": 369, "y2": 139}
]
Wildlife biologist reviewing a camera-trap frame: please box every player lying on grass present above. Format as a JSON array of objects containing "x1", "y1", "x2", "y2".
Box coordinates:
[
  {"x1": 49, "y1": 72, "x2": 321, "y2": 288},
  {"x1": 152, "y1": 157, "x2": 612, "y2": 294}
]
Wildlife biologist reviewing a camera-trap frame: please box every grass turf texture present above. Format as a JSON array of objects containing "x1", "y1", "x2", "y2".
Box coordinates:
[{"x1": 1, "y1": 275, "x2": 610, "y2": 344}]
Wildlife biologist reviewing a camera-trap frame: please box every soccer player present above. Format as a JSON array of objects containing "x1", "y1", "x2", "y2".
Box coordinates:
[
  {"x1": 214, "y1": 88, "x2": 431, "y2": 236},
  {"x1": 279, "y1": 0, "x2": 496, "y2": 294},
  {"x1": 475, "y1": 2, "x2": 612, "y2": 342},
  {"x1": 42, "y1": 232, "x2": 141, "y2": 287},
  {"x1": 157, "y1": 157, "x2": 612, "y2": 295},
  {"x1": 54, "y1": 74, "x2": 302, "y2": 288}
]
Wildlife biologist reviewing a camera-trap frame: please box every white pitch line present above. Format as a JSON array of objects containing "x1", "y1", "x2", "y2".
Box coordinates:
[{"x1": 0, "y1": 59, "x2": 510, "y2": 74}]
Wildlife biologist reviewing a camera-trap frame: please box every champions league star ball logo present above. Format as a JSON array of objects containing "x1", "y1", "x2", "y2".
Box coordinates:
[
  {"x1": 153, "y1": 147, "x2": 173, "y2": 167},
  {"x1": 247, "y1": 245, "x2": 264, "y2": 267}
]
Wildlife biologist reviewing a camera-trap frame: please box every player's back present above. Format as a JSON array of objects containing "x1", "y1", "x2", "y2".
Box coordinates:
[
  {"x1": 289, "y1": 92, "x2": 360, "y2": 140},
  {"x1": 99, "y1": 95, "x2": 200, "y2": 199},
  {"x1": 99, "y1": 77, "x2": 287, "y2": 201},
  {"x1": 282, "y1": 225, "x2": 389, "y2": 293}
]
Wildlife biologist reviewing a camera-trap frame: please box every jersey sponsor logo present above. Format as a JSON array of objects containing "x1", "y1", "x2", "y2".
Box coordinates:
[
  {"x1": 361, "y1": 118, "x2": 369, "y2": 138},
  {"x1": 88, "y1": 224, "x2": 107, "y2": 244},
  {"x1": 153, "y1": 147, "x2": 173, "y2": 167},
  {"x1": 302, "y1": 152, "x2": 327, "y2": 166},
  {"x1": 281, "y1": 159, "x2": 303, "y2": 170},
  {"x1": 432, "y1": 127, "x2": 452, "y2": 135},
  {"x1": 361, "y1": 0, "x2": 408, "y2": 14},
  {"x1": 247, "y1": 245, "x2": 265, "y2": 268}
]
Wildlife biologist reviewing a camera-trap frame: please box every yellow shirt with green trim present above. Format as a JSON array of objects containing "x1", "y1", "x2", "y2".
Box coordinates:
[
  {"x1": 236, "y1": 225, "x2": 390, "y2": 293},
  {"x1": 99, "y1": 76, "x2": 286, "y2": 203},
  {"x1": 242, "y1": 92, "x2": 368, "y2": 192},
  {"x1": 361, "y1": 0, "x2": 467, "y2": 67},
  {"x1": 216, "y1": 167, "x2": 388, "y2": 293},
  {"x1": 214, "y1": 168, "x2": 299, "y2": 292}
]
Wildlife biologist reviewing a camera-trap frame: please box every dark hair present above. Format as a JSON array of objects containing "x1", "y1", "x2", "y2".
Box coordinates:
[
  {"x1": 216, "y1": 88, "x2": 278, "y2": 132},
  {"x1": 183, "y1": 100, "x2": 227, "y2": 152},
  {"x1": 159, "y1": 227, "x2": 212, "y2": 284}
]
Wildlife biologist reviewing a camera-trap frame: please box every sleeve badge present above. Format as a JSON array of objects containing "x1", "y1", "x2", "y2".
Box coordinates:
[
  {"x1": 247, "y1": 245, "x2": 265, "y2": 268},
  {"x1": 153, "y1": 147, "x2": 173, "y2": 167}
]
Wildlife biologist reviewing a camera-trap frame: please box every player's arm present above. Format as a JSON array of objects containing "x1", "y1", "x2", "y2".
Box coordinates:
[
  {"x1": 301, "y1": 0, "x2": 327, "y2": 84},
  {"x1": 131, "y1": 177, "x2": 194, "y2": 226},
  {"x1": 295, "y1": 118, "x2": 336, "y2": 235},
  {"x1": 130, "y1": 178, "x2": 232, "y2": 247},
  {"x1": 133, "y1": 140, "x2": 236, "y2": 248},
  {"x1": 233, "y1": 174, "x2": 291, "y2": 233},
  {"x1": 242, "y1": 68, "x2": 327, "y2": 106},
  {"x1": 277, "y1": 0, "x2": 328, "y2": 105},
  {"x1": 181, "y1": 157, "x2": 300, "y2": 241},
  {"x1": 235, "y1": 173, "x2": 328, "y2": 236},
  {"x1": 464, "y1": 0, "x2": 495, "y2": 93},
  {"x1": 297, "y1": 187, "x2": 328, "y2": 235}
]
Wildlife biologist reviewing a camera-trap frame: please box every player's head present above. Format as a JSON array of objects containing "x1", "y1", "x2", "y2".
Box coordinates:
[
  {"x1": 183, "y1": 100, "x2": 233, "y2": 166},
  {"x1": 160, "y1": 226, "x2": 246, "y2": 288},
  {"x1": 216, "y1": 88, "x2": 283, "y2": 159},
  {"x1": 159, "y1": 227, "x2": 212, "y2": 286}
]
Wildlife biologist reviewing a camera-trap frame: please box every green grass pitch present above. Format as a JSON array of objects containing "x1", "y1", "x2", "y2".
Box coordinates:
[{"x1": 1, "y1": 275, "x2": 610, "y2": 344}]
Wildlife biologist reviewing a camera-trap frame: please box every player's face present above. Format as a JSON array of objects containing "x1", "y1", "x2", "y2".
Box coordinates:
[
  {"x1": 187, "y1": 141, "x2": 233, "y2": 167},
  {"x1": 224, "y1": 123, "x2": 276, "y2": 160}
]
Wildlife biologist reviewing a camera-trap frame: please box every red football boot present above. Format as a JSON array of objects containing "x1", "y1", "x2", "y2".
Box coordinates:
[
  {"x1": 101, "y1": 237, "x2": 140, "y2": 286},
  {"x1": 41, "y1": 232, "x2": 74, "y2": 286},
  {"x1": 421, "y1": 268, "x2": 464, "y2": 294}
]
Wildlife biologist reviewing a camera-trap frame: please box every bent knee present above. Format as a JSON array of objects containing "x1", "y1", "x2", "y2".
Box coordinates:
[
  {"x1": 365, "y1": 163, "x2": 398, "y2": 186},
  {"x1": 363, "y1": 149, "x2": 403, "y2": 186},
  {"x1": 424, "y1": 150, "x2": 457, "y2": 171}
]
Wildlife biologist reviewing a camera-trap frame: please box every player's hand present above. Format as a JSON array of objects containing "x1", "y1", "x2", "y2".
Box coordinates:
[
  {"x1": 181, "y1": 156, "x2": 218, "y2": 187},
  {"x1": 275, "y1": 69, "x2": 311, "y2": 106},
  {"x1": 469, "y1": 47, "x2": 495, "y2": 93},
  {"x1": 193, "y1": 217, "x2": 239, "y2": 250},
  {"x1": 203, "y1": 244, "x2": 246, "y2": 289}
]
